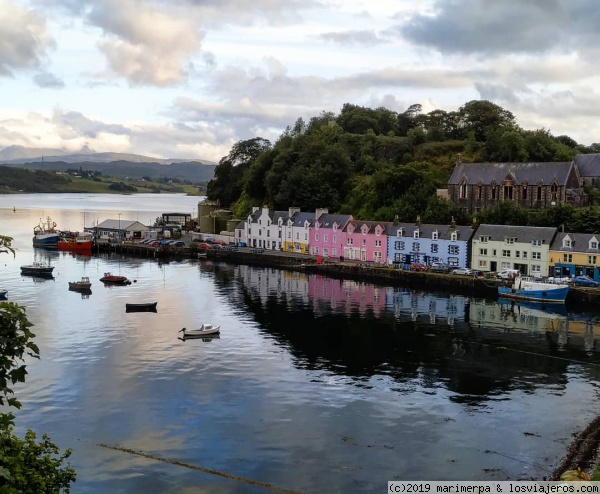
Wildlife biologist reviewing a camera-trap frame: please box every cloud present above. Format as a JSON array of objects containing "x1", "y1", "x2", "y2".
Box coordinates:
[
  {"x1": 34, "y1": 71, "x2": 65, "y2": 88},
  {"x1": 0, "y1": 0, "x2": 54, "y2": 76},
  {"x1": 52, "y1": 110, "x2": 132, "y2": 139},
  {"x1": 317, "y1": 30, "x2": 388, "y2": 46}
]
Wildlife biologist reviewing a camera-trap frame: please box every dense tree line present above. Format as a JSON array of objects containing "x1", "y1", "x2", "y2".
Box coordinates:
[
  {"x1": 0, "y1": 167, "x2": 72, "y2": 192},
  {"x1": 207, "y1": 100, "x2": 596, "y2": 227}
]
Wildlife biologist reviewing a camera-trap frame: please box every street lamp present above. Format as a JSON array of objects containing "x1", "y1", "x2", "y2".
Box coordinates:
[{"x1": 118, "y1": 213, "x2": 121, "y2": 241}]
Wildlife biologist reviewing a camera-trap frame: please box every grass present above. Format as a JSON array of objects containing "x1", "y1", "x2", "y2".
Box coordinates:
[{"x1": 29, "y1": 177, "x2": 205, "y2": 195}]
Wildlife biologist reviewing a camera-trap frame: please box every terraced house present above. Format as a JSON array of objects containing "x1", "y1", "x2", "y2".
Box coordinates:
[
  {"x1": 282, "y1": 208, "x2": 321, "y2": 254},
  {"x1": 342, "y1": 220, "x2": 391, "y2": 263},
  {"x1": 385, "y1": 220, "x2": 474, "y2": 268},
  {"x1": 549, "y1": 232, "x2": 600, "y2": 280},
  {"x1": 471, "y1": 224, "x2": 557, "y2": 277},
  {"x1": 309, "y1": 211, "x2": 353, "y2": 258},
  {"x1": 245, "y1": 205, "x2": 288, "y2": 250}
]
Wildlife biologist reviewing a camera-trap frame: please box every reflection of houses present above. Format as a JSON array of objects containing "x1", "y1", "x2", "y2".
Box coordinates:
[
  {"x1": 342, "y1": 220, "x2": 391, "y2": 263},
  {"x1": 92, "y1": 219, "x2": 149, "y2": 241},
  {"x1": 448, "y1": 161, "x2": 585, "y2": 213},
  {"x1": 385, "y1": 287, "x2": 468, "y2": 327},
  {"x1": 236, "y1": 265, "x2": 310, "y2": 305},
  {"x1": 549, "y1": 232, "x2": 600, "y2": 280},
  {"x1": 385, "y1": 220, "x2": 475, "y2": 268},
  {"x1": 471, "y1": 224, "x2": 556, "y2": 277},
  {"x1": 308, "y1": 277, "x2": 387, "y2": 316}
]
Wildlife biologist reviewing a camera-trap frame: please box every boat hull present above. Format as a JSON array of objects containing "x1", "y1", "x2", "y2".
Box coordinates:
[
  {"x1": 498, "y1": 285, "x2": 569, "y2": 303},
  {"x1": 33, "y1": 234, "x2": 60, "y2": 247},
  {"x1": 69, "y1": 282, "x2": 92, "y2": 290},
  {"x1": 21, "y1": 265, "x2": 55, "y2": 277},
  {"x1": 126, "y1": 302, "x2": 158, "y2": 312},
  {"x1": 58, "y1": 241, "x2": 93, "y2": 252},
  {"x1": 0, "y1": 290, "x2": 7, "y2": 300}
]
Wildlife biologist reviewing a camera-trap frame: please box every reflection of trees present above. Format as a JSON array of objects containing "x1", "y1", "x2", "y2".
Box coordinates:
[{"x1": 206, "y1": 264, "x2": 595, "y2": 405}]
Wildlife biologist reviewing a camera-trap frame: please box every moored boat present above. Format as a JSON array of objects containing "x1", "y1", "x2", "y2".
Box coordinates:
[
  {"x1": 21, "y1": 262, "x2": 55, "y2": 277},
  {"x1": 498, "y1": 275, "x2": 569, "y2": 303},
  {"x1": 0, "y1": 289, "x2": 7, "y2": 300},
  {"x1": 58, "y1": 231, "x2": 93, "y2": 252},
  {"x1": 68, "y1": 277, "x2": 92, "y2": 290},
  {"x1": 126, "y1": 302, "x2": 158, "y2": 312},
  {"x1": 179, "y1": 324, "x2": 220, "y2": 338},
  {"x1": 33, "y1": 216, "x2": 60, "y2": 248},
  {"x1": 99, "y1": 272, "x2": 131, "y2": 285}
]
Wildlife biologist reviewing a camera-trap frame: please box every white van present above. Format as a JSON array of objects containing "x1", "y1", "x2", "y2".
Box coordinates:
[{"x1": 497, "y1": 269, "x2": 521, "y2": 279}]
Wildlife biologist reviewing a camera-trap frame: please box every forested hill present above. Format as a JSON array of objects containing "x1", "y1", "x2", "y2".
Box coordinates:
[{"x1": 206, "y1": 100, "x2": 597, "y2": 224}]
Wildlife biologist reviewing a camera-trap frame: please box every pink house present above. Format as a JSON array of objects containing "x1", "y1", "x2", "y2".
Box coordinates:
[
  {"x1": 309, "y1": 210, "x2": 352, "y2": 258},
  {"x1": 342, "y1": 220, "x2": 392, "y2": 263}
]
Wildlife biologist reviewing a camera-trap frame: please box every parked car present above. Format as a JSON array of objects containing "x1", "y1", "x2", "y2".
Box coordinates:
[
  {"x1": 452, "y1": 267, "x2": 472, "y2": 276},
  {"x1": 409, "y1": 263, "x2": 427, "y2": 271},
  {"x1": 572, "y1": 275, "x2": 600, "y2": 287},
  {"x1": 497, "y1": 269, "x2": 521, "y2": 279},
  {"x1": 546, "y1": 276, "x2": 572, "y2": 284},
  {"x1": 429, "y1": 262, "x2": 451, "y2": 273},
  {"x1": 172, "y1": 241, "x2": 186, "y2": 247},
  {"x1": 197, "y1": 243, "x2": 212, "y2": 249}
]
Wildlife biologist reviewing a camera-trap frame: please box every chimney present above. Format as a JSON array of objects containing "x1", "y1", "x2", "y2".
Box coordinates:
[
  {"x1": 456, "y1": 153, "x2": 462, "y2": 165},
  {"x1": 451, "y1": 216, "x2": 456, "y2": 228},
  {"x1": 289, "y1": 207, "x2": 301, "y2": 217},
  {"x1": 252, "y1": 206, "x2": 259, "y2": 213},
  {"x1": 315, "y1": 208, "x2": 329, "y2": 220},
  {"x1": 415, "y1": 215, "x2": 421, "y2": 226}
]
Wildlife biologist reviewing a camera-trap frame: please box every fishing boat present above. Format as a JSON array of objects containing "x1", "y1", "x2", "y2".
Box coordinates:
[
  {"x1": 58, "y1": 231, "x2": 93, "y2": 252},
  {"x1": 126, "y1": 302, "x2": 158, "y2": 312},
  {"x1": 0, "y1": 289, "x2": 7, "y2": 300},
  {"x1": 33, "y1": 216, "x2": 60, "y2": 248},
  {"x1": 68, "y1": 277, "x2": 92, "y2": 290},
  {"x1": 21, "y1": 262, "x2": 55, "y2": 277},
  {"x1": 179, "y1": 324, "x2": 221, "y2": 338},
  {"x1": 99, "y1": 272, "x2": 131, "y2": 285},
  {"x1": 498, "y1": 275, "x2": 569, "y2": 303}
]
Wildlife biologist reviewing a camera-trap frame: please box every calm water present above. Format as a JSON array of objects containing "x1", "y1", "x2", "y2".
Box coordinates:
[{"x1": 1, "y1": 194, "x2": 600, "y2": 493}]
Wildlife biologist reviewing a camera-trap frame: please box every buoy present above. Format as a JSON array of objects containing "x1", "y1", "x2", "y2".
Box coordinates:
[{"x1": 12, "y1": 207, "x2": 16, "y2": 213}]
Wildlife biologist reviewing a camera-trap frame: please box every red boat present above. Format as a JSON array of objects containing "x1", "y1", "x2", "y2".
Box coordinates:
[
  {"x1": 58, "y1": 231, "x2": 93, "y2": 252},
  {"x1": 100, "y1": 272, "x2": 131, "y2": 285}
]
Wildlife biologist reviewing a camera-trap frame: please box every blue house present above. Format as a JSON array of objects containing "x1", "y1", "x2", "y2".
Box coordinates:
[{"x1": 385, "y1": 220, "x2": 476, "y2": 269}]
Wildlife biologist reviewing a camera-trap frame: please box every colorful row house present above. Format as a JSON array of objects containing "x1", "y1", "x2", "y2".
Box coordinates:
[
  {"x1": 470, "y1": 224, "x2": 556, "y2": 278},
  {"x1": 342, "y1": 220, "x2": 390, "y2": 262},
  {"x1": 309, "y1": 212, "x2": 353, "y2": 258},
  {"x1": 549, "y1": 232, "x2": 600, "y2": 280},
  {"x1": 385, "y1": 221, "x2": 475, "y2": 268}
]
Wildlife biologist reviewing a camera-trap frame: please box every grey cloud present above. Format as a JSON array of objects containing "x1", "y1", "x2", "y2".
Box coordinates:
[
  {"x1": 0, "y1": 0, "x2": 54, "y2": 76},
  {"x1": 34, "y1": 71, "x2": 65, "y2": 88},
  {"x1": 400, "y1": 0, "x2": 569, "y2": 55},
  {"x1": 317, "y1": 30, "x2": 388, "y2": 46},
  {"x1": 52, "y1": 110, "x2": 132, "y2": 138}
]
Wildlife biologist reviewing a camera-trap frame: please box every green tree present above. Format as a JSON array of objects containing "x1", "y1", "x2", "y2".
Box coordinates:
[
  {"x1": 474, "y1": 200, "x2": 529, "y2": 225},
  {"x1": 457, "y1": 100, "x2": 517, "y2": 141}
]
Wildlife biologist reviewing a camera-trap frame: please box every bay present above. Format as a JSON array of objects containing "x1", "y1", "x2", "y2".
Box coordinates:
[{"x1": 1, "y1": 193, "x2": 600, "y2": 493}]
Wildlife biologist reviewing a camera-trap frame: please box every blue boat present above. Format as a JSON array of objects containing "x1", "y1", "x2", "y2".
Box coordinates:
[
  {"x1": 498, "y1": 276, "x2": 569, "y2": 303},
  {"x1": 32, "y1": 216, "x2": 60, "y2": 248}
]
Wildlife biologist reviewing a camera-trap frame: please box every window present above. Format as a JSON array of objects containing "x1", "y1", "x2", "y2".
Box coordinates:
[
  {"x1": 296, "y1": 232, "x2": 299, "y2": 240},
  {"x1": 478, "y1": 260, "x2": 488, "y2": 267},
  {"x1": 397, "y1": 228, "x2": 404, "y2": 237},
  {"x1": 523, "y1": 186, "x2": 528, "y2": 200},
  {"x1": 448, "y1": 257, "x2": 459, "y2": 266},
  {"x1": 590, "y1": 241, "x2": 598, "y2": 250},
  {"x1": 314, "y1": 247, "x2": 319, "y2": 254},
  {"x1": 362, "y1": 239, "x2": 366, "y2": 246},
  {"x1": 551, "y1": 183, "x2": 558, "y2": 202},
  {"x1": 493, "y1": 249, "x2": 497, "y2": 256},
  {"x1": 432, "y1": 231, "x2": 438, "y2": 240},
  {"x1": 522, "y1": 252, "x2": 527, "y2": 259},
  {"x1": 563, "y1": 254, "x2": 573, "y2": 262},
  {"x1": 505, "y1": 237, "x2": 516, "y2": 244},
  {"x1": 414, "y1": 230, "x2": 420, "y2": 239},
  {"x1": 515, "y1": 251, "x2": 520, "y2": 258},
  {"x1": 323, "y1": 248, "x2": 328, "y2": 257},
  {"x1": 333, "y1": 235, "x2": 336, "y2": 243},
  {"x1": 588, "y1": 256, "x2": 597, "y2": 264},
  {"x1": 531, "y1": 265, "x2": 541, "y2": 274},
  {"x1": 451, "y1": 232, "x2": 458, "y2": 241},
  {"x1": 501, "y1": 262, "x2": 511, "y2": 269},
  {"x1": 491, "y1": 187, "x2": 496, "y2": 199},
  {"x1": 431, "y1": 244, "x2": 438, "y2": 253},
  {"x1": 315, "y1": 234, "x2": 319, "y2": 241},
  {"x1": 332, "y1": 248, "x2": 337, "y2": 257},
  {"x1": 479, "y1": 248, "x2": 488, "y2": 256},
  {"x1": 480, "y1": 236, "x2": 489, "y2": 243},
  {"x1": 537, "y1": 186, "x2": 542, "y2": 201},
  {"x1": 459, "y1": 182, "x2": 467, "y2": 199},
  {"x1": 267, "y1": 230, "x2": 270, "y2": 237},
  {"x1": 324, "y1": 234, "x2": 328, "y2": 242},
  {"x1": 374, "y1": 252, "x2": 382, "y2": 262},
  {"x1": 503, "y1": 185, "x2": 513, "y2": 199},
  {"x1": 412, "y1": 242, "x2": 420, "y2": 252},
  {"x1": 448, "y1": 245, "x2": 459, "y2": 255},
  {"x1": 502, "y1": 250, "x2": 511, "y2": 257},
  {"x1": 394, "y1": 253, "x2": 403, "y2": 262},
  {"x1": 532, "y1": 239, "x2": 542, "y2": 246},
  {"x1": 375, "y1": 240, "x2": 382, "y2": 247},
  {"x1": 532, "y1": 252, "x2": 541, "y2": 260},
  {"x1": 347, "y1": 238, "x2": 353, "y2": 245},
  {"x1": 563, "y1": 239, "x2": 572, "y2": 248},
  {"x1": 478, "y1": 185, "x2": 483, "y2": 200}
]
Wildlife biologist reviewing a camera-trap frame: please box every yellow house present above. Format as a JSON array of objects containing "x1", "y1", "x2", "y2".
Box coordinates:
[{"x1": 549, "y1": 232, "x2": 600, "y2": 280}]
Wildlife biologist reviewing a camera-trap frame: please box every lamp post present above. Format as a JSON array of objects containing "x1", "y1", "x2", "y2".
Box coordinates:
[{"x1": 118, "y1": 213, "x2": 121, "y2": 242}]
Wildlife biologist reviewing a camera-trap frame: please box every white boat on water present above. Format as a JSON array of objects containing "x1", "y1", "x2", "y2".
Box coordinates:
[
  {"x1": 498, "y1": 275, "x2": 569, "y2": 303},
  {"x1": 179, "y1": 324, "x2": 221, "y2": 338}
]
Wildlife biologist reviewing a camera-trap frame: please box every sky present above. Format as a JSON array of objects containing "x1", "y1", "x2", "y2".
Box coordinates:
[{"x1": 1, "y1": 0, "x2": 599, "y2": 163}]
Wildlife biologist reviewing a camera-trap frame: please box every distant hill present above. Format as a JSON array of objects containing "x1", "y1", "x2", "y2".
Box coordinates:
[{"x1": 0, "y1": 147, "x2": 217, "y2": 183}]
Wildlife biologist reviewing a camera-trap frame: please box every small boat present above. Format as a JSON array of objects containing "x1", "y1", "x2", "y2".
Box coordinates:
[
  {"x1": 68, "y1": 277, "x2": 92, "y2": 290},
  {"x1": 58, "y1": 231, "x2": 93, "y2": 252},
  {"x1": 99, "y1": 273, "x2": 131, "y2": 285},
  {"x1": 498, "y1": 275, "x2": 569, "y2": 303},
  {"x1": 0, "y1": 289, "x2": 7, "y2": 300},
  {"x1": 126, "y1": 302, "x2": 158, "y2": 312},
  {"x1": 33, "y1": 216, "x2": 60, "y2": 248},
  {"x1": 179, "y1": 324, "x2": 221, "y2": 338},
  {"x1": 21, "y1": 262, "x2": 55, "y2": 277}
]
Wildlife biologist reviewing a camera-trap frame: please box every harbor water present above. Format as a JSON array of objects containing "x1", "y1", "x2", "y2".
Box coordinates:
[{"x1": 1, "y1": 194, "x2": 600, "y2": 493}]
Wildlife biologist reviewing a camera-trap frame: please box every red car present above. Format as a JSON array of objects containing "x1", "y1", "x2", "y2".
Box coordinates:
[
  {"x1": 197, "y1": 243, "x2": 212, "y2": 249},
  {"x1": 410, "y1": 263, "x2": 427, "y2": 271}
]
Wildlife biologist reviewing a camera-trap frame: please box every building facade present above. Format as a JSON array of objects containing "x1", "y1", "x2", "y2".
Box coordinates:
[
  {"x1": 309, "y1": 213, "x2": 353, "y2": 258},
  {"x1": 342, "y1": 220, "x2": 391, "y2": 263},
  {"x1": 549, "y1": 232, "x2": 600, "y2": 280}
]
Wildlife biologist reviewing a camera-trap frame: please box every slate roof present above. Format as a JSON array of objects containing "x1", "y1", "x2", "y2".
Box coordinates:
[
  {"x1": 475, "y1": 224, "x2": 557, "y2": 243},
  {"x1": 550, "y1": 232, "x2": 600, "y2": 252},
  {"x1": 95, "y1": 219, "x2": 144, "y2": 230},
  {"x1": 574, "y1": 154, "x2": 600, "y2": 177},
  {"x1": 384, "y1": 222, "x2": 475, "y2": 240},
  {"x1": 289, "y1": 211, "x2": 315, "y2": 227},
  {"x1": 316, "y1": 213, "x2": 352, "y2": 229},
  {"x1": 344, "y1": 220, "x2": 393, "y2": 233},
  {"x1": 448, "y1": 162, "x2": 575, "y2": 185}
]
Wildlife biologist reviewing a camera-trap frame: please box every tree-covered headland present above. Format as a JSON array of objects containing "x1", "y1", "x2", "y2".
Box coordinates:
[{"x1": 207, "y1": 100, "x2": 600, "y2": 231}]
